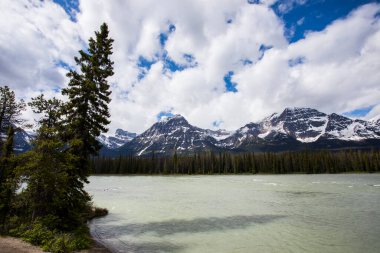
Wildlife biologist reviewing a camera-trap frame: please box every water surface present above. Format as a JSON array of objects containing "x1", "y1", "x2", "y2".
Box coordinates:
[{"x1": 86, "y1": 174, "x2": 380, "y2": 253}]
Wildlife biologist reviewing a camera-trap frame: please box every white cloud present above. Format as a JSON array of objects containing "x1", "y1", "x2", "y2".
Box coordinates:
[
  {"x1": 277, "y1": 0, "x2": 308, "y2": 14},
  {"x1": 1, "y1": 0, "x2": 380, "y2": 134},
  {"x1": 366, "y1": 104, "x2": 380, "y2": 121}
]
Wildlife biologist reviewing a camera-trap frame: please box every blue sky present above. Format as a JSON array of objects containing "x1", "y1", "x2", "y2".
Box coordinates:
[
  {"x1": 272, "y1": 0, "x2": 380, "y2": 42},
  {"x1": 344, "y1": 105, "x2": 375, "y2": 117},
  {"x1": 53, "y1": 0, "x2": 79, "y2": 21},
  {"x1": 1, "y1": 0, "x2": 380, "y2": 132}
]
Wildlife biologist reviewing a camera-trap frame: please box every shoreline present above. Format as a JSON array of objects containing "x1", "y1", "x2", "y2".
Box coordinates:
[
  {"x1": 0, "y1": 236, "x2": 113, "y2": 253},
  {"x1": 90, "y1": 171, "x2": 380, "y2": 176}
]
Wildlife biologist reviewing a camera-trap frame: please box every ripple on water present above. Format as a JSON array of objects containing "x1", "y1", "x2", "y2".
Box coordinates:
[{"x1": 88, "y1": 174, "x2": 380, "y2": 253}]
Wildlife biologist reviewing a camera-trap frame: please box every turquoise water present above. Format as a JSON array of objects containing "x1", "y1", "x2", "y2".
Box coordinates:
[{"x1": 87, "y1": 174, "x2": 380, "y2": 253}]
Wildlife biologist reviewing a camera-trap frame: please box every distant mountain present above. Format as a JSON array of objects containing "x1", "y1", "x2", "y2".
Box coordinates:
[
  {"x1": 106, "y1": 107, "x2": 380, "y2": 156},
  {"x1": 9, "y1": 127, "x2": 136, "y2": 155},
  {"x1": 13, "y1": 128, "x2": 33, "y2": 153},
  {"x1": 116, "y1": 115, "x2": 231, "y2": 156},
  {"x1": 13, "y1": 107, "x2": 380, "y2": 157},
  {"x1": 218, "y1": 107, "x2": 380, "y2": 152},
  {"x1": 370, "y1": 114, "x2": 380, "y2": 124},
  {"x1": 98, "y1": 129, "x2": 137, "y2": 149}
]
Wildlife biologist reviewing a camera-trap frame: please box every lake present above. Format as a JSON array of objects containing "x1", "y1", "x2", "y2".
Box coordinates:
[{"x1": 86, "y1": 174, "x2": 380, "y2": 253}]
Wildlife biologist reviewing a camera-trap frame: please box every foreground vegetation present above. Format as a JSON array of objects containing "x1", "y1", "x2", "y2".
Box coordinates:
[
  {"x1": 0, "y1": 23, "x2": 113, "y2": 252},
  {"x1": 92, "y1": 149, "x2": 380, "y2": 174}
]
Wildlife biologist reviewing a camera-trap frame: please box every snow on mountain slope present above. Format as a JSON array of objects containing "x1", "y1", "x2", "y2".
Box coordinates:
[
  {"x1": 256, "y1": 108, "x2": 380, "y2": 142},
  {"x1": 119, "y1": 115, "x2": 222, "y2": 156},
  {"x1": 323, "y1": 113, "x2": 380, "y2": 141},
  {"x1": 370, "y1": 114, "x2": 380, "y2": 124},
  {"x1": 218, "y1": 107, "x2": 380, "y2": 149},
  {"x1": 12, "y1": 107, "x2": 380, "y2": 157},
  {"x1": 98, "y1": 129, "x2": 137, "y2": 149}
]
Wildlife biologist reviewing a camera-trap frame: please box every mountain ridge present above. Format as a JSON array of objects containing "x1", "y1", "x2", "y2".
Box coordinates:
[
  {"x1": 100, "y1": 107, "x2": 380, "y2": 156},
  {"x1": 11, "y1": 107, "x2": 380, "y2": 155}
]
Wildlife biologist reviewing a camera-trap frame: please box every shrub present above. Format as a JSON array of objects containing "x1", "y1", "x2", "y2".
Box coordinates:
[{"x1": 10, "y1": 220, "x2": 91, "y2": 253}]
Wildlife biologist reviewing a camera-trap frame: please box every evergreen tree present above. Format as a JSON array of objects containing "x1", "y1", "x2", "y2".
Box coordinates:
[
  {"x1": 28, "y1": 94, "x2": 63, "y2": 129},
  {"x1": 62, "y1": 23, "x2": 114, "y2": 181},
  {"x1": 18, "y1": 95, "x2": 90, "y2": 230},
  {"x1": 0, "y1": 126, "x2": 15, "y2": 233},
  {"x1": 0, "y1": 86, "x2": 26, "y2": 153}
]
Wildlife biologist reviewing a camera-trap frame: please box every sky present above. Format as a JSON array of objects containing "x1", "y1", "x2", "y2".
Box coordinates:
[{"x1": 1, "y1": 0, "x2": 380, "y2": 134}]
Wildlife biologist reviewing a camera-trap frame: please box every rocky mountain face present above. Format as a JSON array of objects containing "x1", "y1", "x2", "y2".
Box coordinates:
[
  {"x1": 218, "y1": 107, "x2": 380, "y2": 152},
  {"x1": 8, "y1": 127, "x2": 136, "y2": 155},
  {"x1": 14, "y1": 107, "x2": 380, "y2": 156},
  {"x1": 370, "y1": 114, "x2": 380, "y2": 125},
  {"x1": 117, "y1": 115, "x2": 230, "y2": 156},
  {"x1": 7, "y1": 128, "x2": 33, "y2": 153},
  {"x1": 98, "y1": 129, "x2": 137, "y2": 149},
  {"x1": 108, "y1": 107, "x2": 380, "y2": 156}
]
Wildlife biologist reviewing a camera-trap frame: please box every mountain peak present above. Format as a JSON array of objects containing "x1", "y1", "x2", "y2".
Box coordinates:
[
  {"x1": 170, "y1": 114, "x2": 186, "y2": 120},
  {"x1": 100, "y1": 107, "x2": 380, "y2": 156},
  {"x1": 115, "y1": 128, "x2": 136, "y2": 137},
  {"x1": 98, "y1": 129, "x2": 137, "y2": 149},
  {"x1": 370, "y1": 114, "x2": 380, "y2": 123},
  {"x1": 282, "y1": 107, "x2": 320, "y2": 114},
  {"x1": 159, "y1": 114, "x2": 188, "y2": 124}
]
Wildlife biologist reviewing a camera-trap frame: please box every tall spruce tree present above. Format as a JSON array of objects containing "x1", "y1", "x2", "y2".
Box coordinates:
[
  {"x1": 0, "y1": 85, "x2": 25, "y2": 232},
  {"x1": 0, "y1": 126, "x2": 15, "y2": 233},
  {"x1": 62, "y1": 23, "x2": 114, "y2": 181},
  {"x1": 17, "y1": 95, "x2": 86, "y2": 230},
  {"x1": 0, "y1": 86, "x2": 26, "y2": 152}
]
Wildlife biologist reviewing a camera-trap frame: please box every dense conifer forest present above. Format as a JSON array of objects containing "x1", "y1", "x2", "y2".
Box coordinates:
[{"x1": 92, "y1": 150, "x2": 380, "y2": 175}]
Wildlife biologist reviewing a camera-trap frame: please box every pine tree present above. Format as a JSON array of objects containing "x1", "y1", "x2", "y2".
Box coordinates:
[
  {"x1": 0, "y1": 126, "x2": 15, "y2": 233},
  {"x1": 28, "y1": 94, "x2": 64, "y2": 138},
  {"x1": 0, "y1": 86, "x2": 26, "y2": 153},
  {"x1": 173, "y1": 151, "x2": 178, "y2": 174},
  {"x1": 18, "y1": 95, "x2": 90, "y2": 230},
  {"x1": 62, "y1": 23, "x2": 114, "y2": 181}
]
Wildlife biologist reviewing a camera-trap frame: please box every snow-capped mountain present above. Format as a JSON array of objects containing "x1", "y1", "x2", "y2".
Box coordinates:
[
  {"x1": 98, "y1": 129, "x2": 136, "y2": 149},
  {"x1": 3, "y1": 128, "x2": 34, "y2": 153},
  {"x1": 113, "y1": 107, "x2": 380, "y2": 156},
  {"x1": 6, "y1": 127, "x2": 135, "y2": 154},
  {"x1": 118, "y1": 115, "x2": 229, "y2": 156},
  {"x1": 12, "y1": 107, "x2": 380, "y2": 156},
  {"x1": 370, "y1": 114, "x2": 380, "y2": 124},
  {"x1": 223, "y1": 108, "x2": 380, "y2": 148},
  {"x1": 204, "y1": 129, "x2": 233, "y2": 141}
]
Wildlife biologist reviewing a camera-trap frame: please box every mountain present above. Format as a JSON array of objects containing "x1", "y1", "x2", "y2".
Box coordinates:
[
  {"x1": 117, "y1": 115, "x2": 231, "y2": 156},
  {"x1": 219, "y1": 107, "x2": 380, "y2": 152},
  {"x1": 13, "y1": 128, "x2": 33, "y2": 153},
  {"x1": 7, "y1": 127, "x2": 135, "y2": 155},
  {"x1": 98, "y1": 129, "x2": 137, "y2": 149},
  {"x1": 14, "y1": 107, "x2": 379, "y2": 157},
  {"x1": 370, "y1": 114, "x2": 380, "y2": 124},
  {"x1": 110, "y1": 107, "x2": 380, "y2": 156}
]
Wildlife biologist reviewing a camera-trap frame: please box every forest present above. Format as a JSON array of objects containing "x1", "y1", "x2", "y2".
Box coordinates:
[{"x1": 92, "y1": 149, "x2": 380, "y2": 175}]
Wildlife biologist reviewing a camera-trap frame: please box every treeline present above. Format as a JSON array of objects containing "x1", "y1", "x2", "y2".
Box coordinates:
[{"x1": 92, "y1": 150, "x2": 380, "y2": 175}]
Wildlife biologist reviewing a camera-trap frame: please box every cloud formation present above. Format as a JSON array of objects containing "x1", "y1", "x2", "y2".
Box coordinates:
[{"x1": 1, "y1": 0, "x2": 379, "y2": 133}]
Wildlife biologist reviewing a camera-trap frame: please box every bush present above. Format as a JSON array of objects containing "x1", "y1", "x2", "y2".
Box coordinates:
[
  {"x1": 16, "y1": 221, "x2": 54, "y2": 246},
  {"x1": 9, "y1": 220, "x2": 91, "y2": 253}
]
